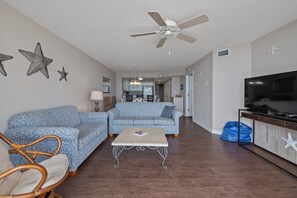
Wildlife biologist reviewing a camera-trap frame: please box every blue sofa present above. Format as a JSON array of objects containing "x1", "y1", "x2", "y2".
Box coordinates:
[
  {"x1": 4, "y1": 105, "x2": 108, "y2": 172},
  {"x1": 108, "y1": 102, "x2": 182, "y2": 135}
]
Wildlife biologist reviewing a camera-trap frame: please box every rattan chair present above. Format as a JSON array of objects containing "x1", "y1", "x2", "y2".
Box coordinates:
[{"x1": 0, "y1": 133, "x2": 69, "y2": 198}]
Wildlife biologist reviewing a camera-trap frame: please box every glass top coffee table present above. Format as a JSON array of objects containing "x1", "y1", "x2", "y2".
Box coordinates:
[{"x1": 111, "y1": 128, "x2": 168, "y2": 170}]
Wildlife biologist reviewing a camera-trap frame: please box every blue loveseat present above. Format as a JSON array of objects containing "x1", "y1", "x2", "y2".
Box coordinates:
[
  {"x1": 4, "y1": 105, "x2": 108, "y2": 172},
  {"x1": 108, "y1": 102, "x2": 182, "y2": 135}
]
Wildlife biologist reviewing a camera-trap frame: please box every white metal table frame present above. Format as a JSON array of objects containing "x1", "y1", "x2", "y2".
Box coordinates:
[{"x1": 111, "y1": 128, "x2": 169, "y2": 170}]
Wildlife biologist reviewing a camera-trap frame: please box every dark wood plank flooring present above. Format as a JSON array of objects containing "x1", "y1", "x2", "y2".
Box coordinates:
[{"x1": 56, "y1": 117, "x2": 297, "y2": 198}]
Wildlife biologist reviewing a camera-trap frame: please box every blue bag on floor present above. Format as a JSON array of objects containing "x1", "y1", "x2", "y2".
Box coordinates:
[{"x1": 221, "y1": 121, "x2": 252, "y2": 142}]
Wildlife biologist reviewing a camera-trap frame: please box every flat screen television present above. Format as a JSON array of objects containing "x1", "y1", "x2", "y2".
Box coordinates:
[{"x1": 244, "y1": 70, "x2": 297, "y2": 120}]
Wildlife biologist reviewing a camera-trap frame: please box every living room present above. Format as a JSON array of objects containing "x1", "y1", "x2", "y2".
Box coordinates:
[{"x1": 1, "y1": 0, "x2": 297, "y2": 197}]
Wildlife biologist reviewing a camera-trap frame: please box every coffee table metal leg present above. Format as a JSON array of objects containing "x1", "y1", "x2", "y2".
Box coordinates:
[
  {"x1": 156, "y1": 147, "x2": 168, "y2": 170},
  {"x1": 112, "y1": 146, "x2": 125, "y2": 168}
]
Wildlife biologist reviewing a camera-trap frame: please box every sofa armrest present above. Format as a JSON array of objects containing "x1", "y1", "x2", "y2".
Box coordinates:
[
  {"x1": 107, "y1": 108, "x2": 119, "y2": 126},
  {"x1": 108, "y1": 108, "x2": 119, "y2": 120},
  {"x1": 172, "y1": 110, "x2": 182, "y2": 123},
  {"x1": 79, "y1": 112, "x2": 108, "y2": 123},
  {"x1": 5, "y1": 127, "x2": 79, "y2": 141}
]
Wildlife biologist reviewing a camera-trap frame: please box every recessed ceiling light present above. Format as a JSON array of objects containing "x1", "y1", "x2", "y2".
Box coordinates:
[{"x1": 168, "y1": 51, "x2": 171, "y2": 55}]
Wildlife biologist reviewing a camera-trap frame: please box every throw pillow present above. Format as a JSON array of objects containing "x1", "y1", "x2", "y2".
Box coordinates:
[{"x1": 161, "y1": 105, "x2": 175, "y2": 118}]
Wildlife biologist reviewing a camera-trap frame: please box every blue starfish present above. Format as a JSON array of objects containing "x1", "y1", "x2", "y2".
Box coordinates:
[
  {"x1": 58, "y1": 67, "x2": 68, "y2": 81},
  {"x1": 0, "y1": 53, "x2": 13, "y2": 76},
  {"x1": 19, "y1": 43, "x2": 53, "y2": 79}
]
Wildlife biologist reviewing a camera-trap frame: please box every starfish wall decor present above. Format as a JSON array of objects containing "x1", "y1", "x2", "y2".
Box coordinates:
[
  {"x1": 281, "y1": 133, "x2": 297, "y2": 152},
  {"x1": 19, "y1": 43, "x2": 53, "y2": 79},
  {"x1": 58, "y1": 67, "x2": 68, "y2": 81},
  {"x1": 0, "y1": 53, "x2": 13, "y2": 76}
]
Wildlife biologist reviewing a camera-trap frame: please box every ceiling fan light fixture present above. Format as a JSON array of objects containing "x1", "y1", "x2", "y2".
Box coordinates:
[
  {"x1": 131, "y1": 12, "x2": 208, "y2": 47},
  {"x1": 165, "y1": 30, "x2": 172, "y2": 36},
  {"x1": 164, "y1": 19, "x2": 177, "y2": 27}
]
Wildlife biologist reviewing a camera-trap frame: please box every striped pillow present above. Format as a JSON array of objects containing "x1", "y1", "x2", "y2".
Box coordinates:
[{"x1": 161, "y1": 105, "x2": 175, "y2": 118}]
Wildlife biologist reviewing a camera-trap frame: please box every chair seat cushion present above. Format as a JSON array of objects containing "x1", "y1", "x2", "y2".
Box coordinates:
[
  {"x1": 113, "y1": 117, "x2": 134, "y2": 125},
  {"x1": 0, "y1": 141, "x2": 21, "y2": 196},
  {"x1": 154, "y1": 117, "x2": 175, "y2": 126},
  {"x1": 133, "y1": 117, "x2": 154, "y2": 125},
  {"x1": 76, "y1": 123, "x2": 104, "y2": 150},
  {"x1": 11, "y1": 154, "x2": 69, "y2": 195}
]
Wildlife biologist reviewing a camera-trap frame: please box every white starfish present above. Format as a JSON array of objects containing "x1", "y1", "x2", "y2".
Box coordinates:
[
  {"x1": 269, "y1": 44, "x2": 279, "y2": 55},
  {"x1": 281, "y1": 133, "x2": 297, "y2": 152}
]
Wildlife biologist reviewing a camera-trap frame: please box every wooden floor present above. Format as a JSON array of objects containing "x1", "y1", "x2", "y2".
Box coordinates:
[{"x1": 56, "y1": 118, "x2": 297, "y2": 198}]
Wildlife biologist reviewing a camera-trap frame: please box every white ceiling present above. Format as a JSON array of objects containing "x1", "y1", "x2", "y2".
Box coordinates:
[{"x1": 4, "y1": 0, "x2": 297, "y2": 72}]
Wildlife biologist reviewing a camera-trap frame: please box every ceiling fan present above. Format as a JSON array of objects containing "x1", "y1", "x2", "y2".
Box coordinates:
[{"x1": 131, "y1": 11, "x2": 209, "y2": 48}]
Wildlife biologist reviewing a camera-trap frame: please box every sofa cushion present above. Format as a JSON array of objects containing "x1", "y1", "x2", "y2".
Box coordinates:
[
  {"x1": 154, "y1": 117, "x2": 175, "y2": 126},
  {"x1": 113, "y1": 117, "x2": 134, "y2": 125},
  {"x1": 76, "y1": 123, "x2": 107, "y2": 136},
  {"x1": 8, "y1": 106, "x2": 81, "y2": 129},
  {"x1": 11, "y1": 154, "x2": 69, "y2": 195},
  {"x1": 76, "y1": 123, "x2": 102, "y2": 150},
  {"x1": 161, "y1": 105, "x2": 175, "y2": 118},
  {"x1": 0, "y1": 141, "x2": 21, "y2": 195},
  {"x1": 116, "y1": 102, "x2": 175, "y2": 117},
  {"x1": 133, "y1": 117, "x2": 154, "y2": 125}
]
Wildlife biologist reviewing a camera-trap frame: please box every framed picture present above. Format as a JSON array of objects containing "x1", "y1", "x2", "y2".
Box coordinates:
[{"x1": 102, "y1": 77, "x2": 111, "y2": 93}]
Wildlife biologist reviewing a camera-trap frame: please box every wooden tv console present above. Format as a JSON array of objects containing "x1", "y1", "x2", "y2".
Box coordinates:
[{"x1": 238, "y1": 110, "x2": 297, "y2": 177}]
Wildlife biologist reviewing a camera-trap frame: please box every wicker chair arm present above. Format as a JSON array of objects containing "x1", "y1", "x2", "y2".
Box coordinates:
[
  {"x1": 0, "y1": 134, "x2": 62, "y2": 163},
  {"x1": 0, "y1": 163, "x2": 47, "y2": 195}
]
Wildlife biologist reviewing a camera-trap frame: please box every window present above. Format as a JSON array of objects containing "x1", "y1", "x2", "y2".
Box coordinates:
[{"x1": 102, "y1": 77, "x2": 111, "y2": 93}]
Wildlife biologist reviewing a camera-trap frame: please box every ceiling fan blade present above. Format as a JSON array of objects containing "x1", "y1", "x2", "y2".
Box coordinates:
[
  {"x1": 176, "y1": 33, "x2": 197, "y2": 43},
  {"x1": 131, "y1": 32, "x2": 157, "y2": 37},
  {"x1": 178, "y1": 15, "x2": 209, "y2": 30},
  {"x1": 156, "y1": 37, "x2": 167, "y2": 48},
  {"x1": 148, "y1": 11, "x2": 167, "y2": 26}
]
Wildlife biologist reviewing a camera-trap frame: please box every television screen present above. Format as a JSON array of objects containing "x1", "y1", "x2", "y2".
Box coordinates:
[{"x1": 244, "y1": 70, "x2": 297, "y2": 117}]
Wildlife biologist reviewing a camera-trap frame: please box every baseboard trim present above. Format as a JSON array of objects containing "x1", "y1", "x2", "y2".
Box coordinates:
[
  {"x1": 212, "y1": 129, "x2": 222, "y2": 135},
  {"x1": 193, "y1": 119, "x2": 212, "y2": 133},
  {"x1": 192, "y1": 119, "x2": 222, "y2": 135}
]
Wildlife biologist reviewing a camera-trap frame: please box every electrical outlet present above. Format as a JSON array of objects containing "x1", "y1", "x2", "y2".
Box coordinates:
[
  {"x1": 196, "y1": 81, "x2": 198, "y2": 86},
  {"x1": 206, "y1": 113, "x2": 209, "y2": 118},
  {"x1": 205, "y1": 80, "x2": 208, "y2": 85}
]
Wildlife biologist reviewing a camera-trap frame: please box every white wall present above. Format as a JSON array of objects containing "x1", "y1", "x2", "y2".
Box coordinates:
[
  {"x1": 212, "y1": 43, "x2": 252, "y2": 134},
  {"x1": 179, "y1": 75, "x2": 186, "y2": 115},
  {"x1": 164, "y1": 80, "x2": 171, "y2": 102},
  {"x1": 171, "y1": 77, "x2": 180, "y2": 97},
  {"x1": 0, "y1": 2, "x2": 116, "y2": 131},
  {"x1": 252, "y1": 19, "x2": 297, "y2": 76},
  {"x1": 188, "y1": 53, "x2": 213, "y2": 132}
]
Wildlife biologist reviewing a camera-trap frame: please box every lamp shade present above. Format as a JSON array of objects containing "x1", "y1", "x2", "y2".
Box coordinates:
[{"x1": 90, "y1": 91, "x2": 103, "y2": 101}]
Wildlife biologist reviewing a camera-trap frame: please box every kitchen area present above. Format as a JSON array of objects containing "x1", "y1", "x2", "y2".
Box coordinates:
[{"x1": 121, "y1": 77, "x2": 184, "y2": 114}]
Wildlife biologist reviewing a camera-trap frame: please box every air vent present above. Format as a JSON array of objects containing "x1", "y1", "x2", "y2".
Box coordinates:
[{"x1": 217, "y1": 48, "x2": 230, "y2": 58}]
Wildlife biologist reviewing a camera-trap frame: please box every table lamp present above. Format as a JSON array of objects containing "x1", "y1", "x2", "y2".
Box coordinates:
[{"x1": 90, "y1": 91, "x2": 103, "y2": 112}]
